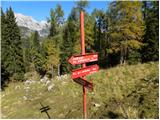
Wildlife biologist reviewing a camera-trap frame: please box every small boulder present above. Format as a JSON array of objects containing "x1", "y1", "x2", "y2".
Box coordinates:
[
  {"x1": 47, "y1": 84, "x2": 54, "y2": 91},
  {"x1": 91, "y1": 102, "x2": 101, "y2": 107}
]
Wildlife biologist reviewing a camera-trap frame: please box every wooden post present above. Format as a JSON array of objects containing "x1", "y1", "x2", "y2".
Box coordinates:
[{"x1": 80, "y1": 11, "x2": 87, "y2": 119}]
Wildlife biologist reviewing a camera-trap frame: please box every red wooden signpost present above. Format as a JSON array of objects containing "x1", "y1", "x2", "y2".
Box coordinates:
[
  {"x1": 68, "y1": 11, "x2": 99, "y2": 119},
  {"x1": 68, "y1": 53, "x2": 98, "y2": 65},
  {"x1": 71, "y1": 64, "x2": 99, "y2": 79},
  {"x1": 74, "y1": 77, "x2": 93, "y2": 90}
]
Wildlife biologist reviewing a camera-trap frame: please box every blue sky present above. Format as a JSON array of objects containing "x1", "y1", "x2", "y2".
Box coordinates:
[{"x1": 1, "y1": 1, "x2": 110, "y2": 22}]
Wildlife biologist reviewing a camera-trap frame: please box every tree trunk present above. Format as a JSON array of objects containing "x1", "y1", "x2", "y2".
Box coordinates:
[
  {"x1": 58, "y1": 64, "x2": 60, "y2": 76},
  {"x1": 120, "y1": 45, "x2": 124, "y2": 65},
  {"x1": 98, "y1": 22, "x2": 101, "y2": 50},
  {"x1": 51, "y1": 65, "x2": 54, "y2": 79}
]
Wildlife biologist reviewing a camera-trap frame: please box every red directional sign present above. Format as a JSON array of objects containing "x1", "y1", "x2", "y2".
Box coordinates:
[
  {"x1": 73, "y1": 77, "x2": 93, "y2": 90},
  {"x1": 71, "y1": 64, "x2": 99, "y2": 79},
  {"x1": 68, "y1": 53, "x2": 98, "y2": 65},
  {"x1": 68, "y1": 11, "x2": 100, "y2": 119}
]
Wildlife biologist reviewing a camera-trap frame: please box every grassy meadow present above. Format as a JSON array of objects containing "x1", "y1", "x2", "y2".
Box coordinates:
[{"x1": 1, "y1": 62, "x2": 159, "y2": 119}]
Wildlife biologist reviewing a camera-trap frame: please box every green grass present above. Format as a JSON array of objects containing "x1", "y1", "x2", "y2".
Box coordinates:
[{"x1": 1, "y1": 62, "x2": 159, "y2": 119}]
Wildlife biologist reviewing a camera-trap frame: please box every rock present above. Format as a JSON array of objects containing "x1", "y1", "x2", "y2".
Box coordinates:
[
  {"x1": 24, "y1": 86, "x2": 30, "y2": 90},
  {"x1": 94, "y1": 103, "x2": 101, "y2": 107},
  {"x1": 56, "y1": 74, "x2": 69, "y2": 80},
  {"x1": 37, "y1": 81, "x2": 41, "y2": 84},
  {"x1": 40, "y1": 76, "x2": 48, "y2": 83},
  {"x1": 63, "y1": 105, "x2": 67, "y2": 109},
  {"x1": 24, "y1": 80, "x2": 31, "y2": 85},
  {"x1": 15, "y1": 85, "x2": 21, "y2": 90},
  {"x1": 2, "y1": 115, "x2": 6, "y2": 118},
  {"x1": 91, "y1": 102, "x2": 101, "y2": 107},
  {"x1": 24, "y1": 80, "x2": 36, "y2": 85},
  {"x1": 56, "y1": 76, "x2": 61, "y2": 80},
  {"x1": 47, "y1": 84, "x2": 54, "y2": 91},
  {"x1": 45, "y1": 80, "x2": 51, "y2": 86},
  {"x1": 23, "y1": 96, "x2": 27, "y2": 100},
  {"x1": 1, "y1": 94, "x2": 5, "y2": 98},
  {"x1": 91, "y1": 92, "x2": 95, "y2": 95},
  {"x1": 58, "y1": 113, "x2": 64, "y2": 118},
  {"x1": 31, "y1": 80, "x2": 36, "y2": 84},
  {"x1": 62, "y1": 81, "x2": 67, "y2": 85}
]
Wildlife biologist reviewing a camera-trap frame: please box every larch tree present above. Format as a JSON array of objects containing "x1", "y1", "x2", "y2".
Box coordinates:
[
  {"x1": 44, "y1": 4, "x2": 64, "y2": 77},
  {"x1": 108, "y1": 1, "x2": 144, "y2": 65},
  {"x1": 42, "y1": 38, "x2": 60, "y2": 78}
]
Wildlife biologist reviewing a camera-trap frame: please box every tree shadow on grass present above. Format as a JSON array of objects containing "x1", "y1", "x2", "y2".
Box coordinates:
[
  {"x1": 100, "y1": 111, "x2": 119, "y2": 119},
  {"x1": 1, "y1": 81, "x2": 9, "y2": 91}
]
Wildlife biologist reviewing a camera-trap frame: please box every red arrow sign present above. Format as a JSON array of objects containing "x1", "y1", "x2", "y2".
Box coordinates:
[
  {"x1": 71, "y1": 64, "x2": 99, "y2": 79},
  {"x1": 74, "y1": 77, "x2": 93, "y2": 90},
  {"x1": 68, "y1": 53, "x2": 98, "y2": 65}
]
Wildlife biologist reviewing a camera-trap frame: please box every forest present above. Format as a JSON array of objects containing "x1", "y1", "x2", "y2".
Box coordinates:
[{"x1": 1, "y1": 1, "x2": 158, "y2": 85}]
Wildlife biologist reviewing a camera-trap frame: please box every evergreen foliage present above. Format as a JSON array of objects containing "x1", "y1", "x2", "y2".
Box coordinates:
[
  {"x1": 141, "y1": 1, "x2": 159, "y2": 62},
  {"x1": 76, "y1": 1, "x2": 89, "y2": 12},
  {"x1": 46, "y1": 4, "x2": 64, "y2": 76},
  {"x1": 1, "y1": 8, "x2": 9, "y2": 86},
  {"x1": 27, "y1": 31, "x2": 45, "y2": 74},
  {"x1": 60, "y1": 7, "x2": 80, "y2": 74},
  {"x1": 60, "y1": 23, "x2": 74, "y2": 74},
  {"x1": 1, "y1": 7, "x2": 24, "y2": 81},
  {"x1": 60, "y1": 1, "x2": 89, "y2": 74},
  {"x1": 92, "y1": 9, "x2": 109, "y2": 67},
  {"x1": 48, "y1": 4, "x2": 64, "y2": 46}
]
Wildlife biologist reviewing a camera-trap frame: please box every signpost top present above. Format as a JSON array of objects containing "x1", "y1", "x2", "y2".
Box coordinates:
[{"x1": 68, "y1": 53, "x2": 98, "y2": 65}]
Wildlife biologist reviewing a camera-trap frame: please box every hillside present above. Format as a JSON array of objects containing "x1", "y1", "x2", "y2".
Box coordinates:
[
  {"x1": 15, "y1": 13, "x2": 50, "y2": 38},
  {"x1": 1, "y1": 62, "x2": 159, "y2": 119}
]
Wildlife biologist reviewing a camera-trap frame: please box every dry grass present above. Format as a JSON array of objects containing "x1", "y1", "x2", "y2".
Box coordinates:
[{"x1": 1, "y1": 61, "x2": 159, "y2": 119}]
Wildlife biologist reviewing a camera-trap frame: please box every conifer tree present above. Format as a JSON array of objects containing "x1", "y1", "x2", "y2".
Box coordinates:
[
  {"x1": 76, "y1": 0, "x2": 89, "y2": 12},
  {"x1": 60, "y1": 8, "x2": 78, "y2": 74},
  {"x1": 60, "y1": 1, "x2": 89, "y2": 74},
  {"x1": 48, "y1": 4, "x2": 64, "y2": 45},
  {"x1": 1, "y1": 8, "x2": 9, "y2": 85},
  {"x1": 47, "y1": 4, "x2": 64, "y2": 76},
  {"x1": 85, "y1": 13, "x2": 95, "y2": 53},
  {"x1": 22, "y1": 37, "x2": 30, "y2": 72},
  {"x1": 92, "y1": 9, "x2": 109, "y2": 67},
  {"x1": 141, "y1": 1, "x2": 159, "y2": 62},
  {"x1": 108, "y1": 1, "x2": 144, "y2": 65},
  {"x1": 2, "y1": 7, "x2": 24, "y2": 80},
  {"x1": 42, "y1": 38, "x2": 60, "y2": 78},
  {"x1": 28, "y1": 31, "x2": 45, "y2": 74}
]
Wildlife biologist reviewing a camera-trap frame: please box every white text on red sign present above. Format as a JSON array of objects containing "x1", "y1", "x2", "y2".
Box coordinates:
[
  {"x1": 68, "y1": 53, "x2": 98, "y2": 65},
  {"x1": 71, "y1": 64, "x2": 99, "y2": 79}
]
